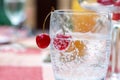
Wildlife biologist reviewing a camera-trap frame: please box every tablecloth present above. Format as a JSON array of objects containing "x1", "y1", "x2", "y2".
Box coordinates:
[{"x1": 0, "y1": 26, "x2": 54, "y2": 80}]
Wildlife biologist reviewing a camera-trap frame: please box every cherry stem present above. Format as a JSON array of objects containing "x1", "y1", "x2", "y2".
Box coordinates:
[{"x1": 43, "y1": 7, "x2": 55, "y2": 33}]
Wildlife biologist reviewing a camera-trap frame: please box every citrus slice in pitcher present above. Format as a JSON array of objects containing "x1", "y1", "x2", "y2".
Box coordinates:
[
  {"x1": 74, "y1": 40, "x2": 86, "y2": 57},
  {"x1": 72, "y1": 11, "x2": 98, "y2": 32},
  {"x1": 65, "y1": 40, "x2": 86, "y2": 57}
]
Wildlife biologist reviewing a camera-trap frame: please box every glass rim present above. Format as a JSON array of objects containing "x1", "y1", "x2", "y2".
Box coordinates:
[{"x1": 51, "y1": 10, "x2": 111, "y2": 15}]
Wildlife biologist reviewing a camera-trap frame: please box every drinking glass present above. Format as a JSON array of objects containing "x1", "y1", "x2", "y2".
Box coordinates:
[
  {"x1": 49, "y1": 10, "x2": 112, "y2": 80},
  {"x1": 4, "y1": 0, "x2": 25, "y2": 26}
]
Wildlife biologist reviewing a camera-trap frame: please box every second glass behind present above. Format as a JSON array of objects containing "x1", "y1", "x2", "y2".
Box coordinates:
[
  {"x1": 4, "y1": 0, "x2": 25, "y2": 26},
  {"x1": 50, "y1": 10, "x2": 112, "y2": 80}
]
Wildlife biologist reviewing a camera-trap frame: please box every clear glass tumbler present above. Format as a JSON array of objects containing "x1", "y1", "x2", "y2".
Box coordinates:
[{"x1": 49, "y1": 10, "x2": 112, "y2": 80}]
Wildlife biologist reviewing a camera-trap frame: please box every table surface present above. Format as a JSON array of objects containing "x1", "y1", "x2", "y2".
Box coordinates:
[{"x1": 0, "y1": 26, "x2": 54, "y2": 80}]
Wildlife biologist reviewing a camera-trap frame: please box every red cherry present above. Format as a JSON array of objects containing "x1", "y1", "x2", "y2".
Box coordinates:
[
  {"x1": 97, "y1": 0, "x2": 114, "y2": 5},
  {"x1": 114, "y1": 0, "x2": 120, "y2": 6},
  {"x1": 36, "y1": 33, "x2": 50, "y2": 48},
  {"x1": 53, "y1": 34, "x2": 71, "y2": 51},
  {"x1": 112, "y1": 13, "x2": 120, "y2": 20}
]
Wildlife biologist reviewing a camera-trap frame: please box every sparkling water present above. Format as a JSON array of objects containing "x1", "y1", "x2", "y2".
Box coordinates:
[{"x1": 50, "y1": 33, "x2": 111, "y2": 80}]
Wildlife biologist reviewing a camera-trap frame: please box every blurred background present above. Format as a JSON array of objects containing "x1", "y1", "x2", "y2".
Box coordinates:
[{"x1": 0, "y1": 0, "x2": 85, "y2": 32}]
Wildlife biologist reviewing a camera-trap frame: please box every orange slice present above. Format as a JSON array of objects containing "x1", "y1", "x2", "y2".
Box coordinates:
[
  {"x1": 60, "y1": 40, "x2": 86, "y2": 62},
  {"x1": 74, "y1": 40, "x2": 86, "y2": 57},
  {"x1": 65, "y1": 42, "x2": 75, "y2": 52},
  {"x1": 66, "y1": 40, "x2": 86, "y2": 57},
  {"x1": 72, "y1": 12, "x2": 98, "y2": 32},
  {"x1": 74, "y1": 40, "x2": 85, "y2": 50}
]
